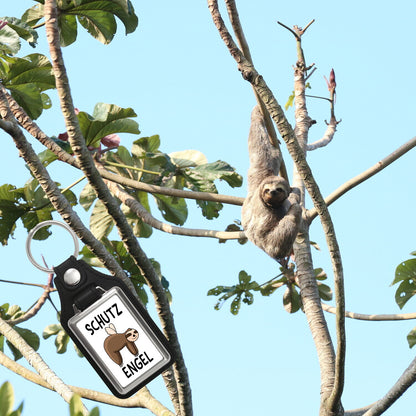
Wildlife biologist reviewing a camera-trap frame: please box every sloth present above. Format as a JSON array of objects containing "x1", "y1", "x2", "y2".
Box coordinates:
[
  {"x1": 103, "y1": 323, "x2": 139, "y2": 365},
  {"x1": 241, "y1": 106, "x2": 302, "y2": 262}
]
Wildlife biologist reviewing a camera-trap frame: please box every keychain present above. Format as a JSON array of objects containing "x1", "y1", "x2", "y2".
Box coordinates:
[{"x1": 26, "y1": 220, "x2": 174, "y2": 398}]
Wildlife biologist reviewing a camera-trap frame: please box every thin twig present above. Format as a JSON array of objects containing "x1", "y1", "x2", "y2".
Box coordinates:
[
  {"x1": 307, "y1": 137, "x2": 416, "y2": 222},
  {"x1": 322, "y1": 303, "x2": 416, "y2": 321}
]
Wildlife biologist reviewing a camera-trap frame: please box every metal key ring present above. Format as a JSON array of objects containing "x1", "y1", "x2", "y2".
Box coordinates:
[{"x1": 26, "y1": 220, "x2": 79, "y2": 273}]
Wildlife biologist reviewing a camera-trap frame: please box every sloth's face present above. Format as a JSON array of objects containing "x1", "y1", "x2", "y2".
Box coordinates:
[
  {"x1": 262, "y1": 181, "x2": 288, "y2": 207},
  {"x1": 126, "y1": 329, "x2": 139, "y2": 342}
]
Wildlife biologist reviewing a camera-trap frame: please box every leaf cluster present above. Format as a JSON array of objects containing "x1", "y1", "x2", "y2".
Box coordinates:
[
  {"x1": 80, "y1": 133, "x2": 242, "y2": 240},
  {"x1": 391, "y1": 252, "x2": 416, "y2": 348},
  {"x1": 0, "y1": 179, "x2": 77, "y2": 246},
  {"x1": 208, "y1": 267, "x2": 332, "y2": 315}
]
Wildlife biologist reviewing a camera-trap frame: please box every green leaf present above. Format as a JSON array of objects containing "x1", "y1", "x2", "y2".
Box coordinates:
[
  {"x1": 9, "y1": 400, "x2": 24, "y2": 416},
  {"x1": 77, "y1": 10, "x2": 117, "y2": 45},
  {"x1": 88, "y1": 407, "x2": 100, "y2": 416},
  {"x1": 2, "y1": 54, "x2": 55, "y2": 119},
  {"x1": 60, "y1": 0, "x2": 138, "y2": 45},
  {"x1": 78, "y1": 103, "x2": 140, "y2": 148},
  {"x1": 0, "y1": 184, "x2": 27, "y2": 245},
  {"x1": 407, "y1": 327, "x2": 416, "y2": 348},
  {"x1": 230, "y1": 294, "x2": 241, "y2": 315},
  {"x1": 79, "y1": 182, "x2": 97, "y2": 211},
  {"x1": 69, "y1": 394, "x2": 84, "y2": 416},
  {"x1": 42, "y1": 324, "x2": 62, "y2": 339},
  {"x1": 37, "y1": 150, "x2": 58, "y2": 167},
  {"x1": 0, "y1": 381, "x2": 14, "y2": 416},
  {"x1": 58, "y1": 14, "x2": 78, "y2": 47},
  {"x1": 21, "y1": 4, "x2": 44, "y2": 27},
  {"x1": 317, "y1": 282, "x2": 333, "y2": 301},
  {"x1": 395, "y1": 280, "x2": 416, "y2": 309},
  {"x1": 89, "y1": 200, "x2": 114, "y2": 240},
  {"x1": 392, "y1": 258, "x2": 416, "y2": 285},
  {"x1": 285, "y1": 91, "x2": 295, "y2": 111},
  {"x1": 283, "y1": 285, "x2": 301, "y2": 314},
  {"x1": 314, "y1": 268, "x2": 327, "y2": 281},
  {"x1": 207, "y1": 285, "x2": 227, "y2": 296},
  {"x1": 7, "y1": 327, "x2": 40, "y2": 361},
  {"x1": 191, "y1": 161, "x2": 243, "y2": 188},
  {"x1": 154, "y1": 194, "x2": 188, "y2": 226},
  {"x1": 55, "y1": 330, "x2": 70, "y2": 354},
  {"x1": 2, "y1": 17, "x2": 38, "y2": 47},
  {"x1": 392, "y1": 258, "x2": 416, "y2": 309},
  {"x1": 0, "y1": 24, "x2": 21, "y2": 57},
  {"x1": 169, "y1": 150, "x2": 208, "y2": 168},
  {"x1": 121, "y1": 196, "x2": 153, "y2": 238},
  {"x1": 132, "y1": 135, "x2": 161, "y2": 156},
  {"x1": 238, "y1": 270, "x2": 251, "y2": 286}
]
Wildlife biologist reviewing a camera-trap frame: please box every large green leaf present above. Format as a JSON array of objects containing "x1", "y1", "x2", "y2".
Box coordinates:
[
  {"x1": 169, "y1": 149, "x2": 208, "y2": 168},
  {"x1": 154, "y1": 194, "x2": 187, "y2": 226},
  {"x1": 77, "y1": 103, "x2": 140, "y2": 148},
  {"x1": 58, "y1": 14, "x2": 78, "y2": 47},
  {"x1": 0, "y1": 22, "x2": 21, "y2": 57},
  {"x1": 2, "y1": 17, "x2": 38, "y2": 47},
  {"x1": 283, "y1": 285, "x2": 301, "y2": 314},
  {"x1": 23, "y1": 0, "x2": 138, "y2": 46},
  {"x1": 21, "y1": 4, "x2": 44, "y2": 27},
  {"x1": 392, "y1": 258, "x2": 416, "y2": 309},
  {"x1": 89, "y1": 199, "x2": 114, "y2": 240},
  {"x1": 2, "y1": 54, "x2": 55, "y2": 120},
  {"x1": 191, "y1": 161, "x2": 243, "y2": 188},
  {"x1": 0, "y1": 185, "x2": 27, "y2": 245}
]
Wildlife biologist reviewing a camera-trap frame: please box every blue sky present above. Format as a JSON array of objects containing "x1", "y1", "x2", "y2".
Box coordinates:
[{"x1": 1, "y1": 1, "x2": 416, "y2": 415}]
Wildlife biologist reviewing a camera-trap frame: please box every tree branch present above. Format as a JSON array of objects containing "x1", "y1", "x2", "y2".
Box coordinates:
[
  {"x1": 0, "y1": 351, "x2": 174, "y2": 415},
  {"x1": 224, "y1": 0, "x2": 289, "y2": 182},
  {"x1": 207, "y1": 2, "x2": 345, "y2": 413},
  {"x1": 307, "y1": 136, "x2": 416, "y2": 222},
  {"x1": 322, "y1": 303, "x2": 416, "y2": 321},
  {"x1": 44, "y1": 2, "x2": 192, "y2": 413},
  {"x1": 0, "y1": 318, "x2": 88, "y2": 414},
  {"x1": 6, "y1": 286, "x2": 54, "y2": 326},
  {"x1": 106, "y1": 180, "x2": 245, "y2": 240},
  {"x1": 361, "y1": 356, "x2": 416, "y2": 416}
]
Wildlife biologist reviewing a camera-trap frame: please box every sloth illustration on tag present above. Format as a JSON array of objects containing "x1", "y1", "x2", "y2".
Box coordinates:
[
  {"x1": 25, "y1": 220, "x2": 173, "y2": 399},
  {"x1": 104, "y1": 324, "x2": 139, "y2": 365}
]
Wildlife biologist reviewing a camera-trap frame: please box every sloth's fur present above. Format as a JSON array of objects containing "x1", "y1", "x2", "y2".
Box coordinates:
[{"x1": 241, "y1": 107, "x2": 302, "y2": 261}]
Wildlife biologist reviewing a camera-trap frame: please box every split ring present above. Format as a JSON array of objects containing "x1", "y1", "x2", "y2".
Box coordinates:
[{"x1": 26, "y1": 220, "x2": 79, "y2": 273}]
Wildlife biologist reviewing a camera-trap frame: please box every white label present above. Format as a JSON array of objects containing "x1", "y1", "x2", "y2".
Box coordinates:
[{"x1": 68, "y1": 287, "x2": 170, "y2": 394}]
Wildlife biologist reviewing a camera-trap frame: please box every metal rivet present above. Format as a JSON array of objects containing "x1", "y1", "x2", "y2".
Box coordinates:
[{"x1": 63, "y1": 268, "x2": 81, "y2": 286}]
